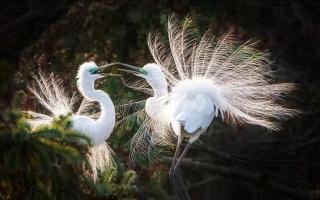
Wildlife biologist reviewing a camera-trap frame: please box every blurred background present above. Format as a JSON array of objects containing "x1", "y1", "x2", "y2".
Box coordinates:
[{"x1": 0, "y1": 0, "x2": 319, "y2": 199}]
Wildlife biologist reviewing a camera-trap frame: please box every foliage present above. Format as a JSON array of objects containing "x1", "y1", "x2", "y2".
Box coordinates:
[
  {"x1": 0, "y1": 90, "x2": 169, "y2": 199},
  {"x1": 0, "y1": 108, "x2": 91, "y2": 199}
]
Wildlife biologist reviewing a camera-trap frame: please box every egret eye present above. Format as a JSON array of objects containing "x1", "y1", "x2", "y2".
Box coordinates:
[
  {"x1": 89, "y1": 67, "x2": 99, "y2": 74},
  {"x1": 139, "y1": 69, "x2": 148, "y2": 75}
]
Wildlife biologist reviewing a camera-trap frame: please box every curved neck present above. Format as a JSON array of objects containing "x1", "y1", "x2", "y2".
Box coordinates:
[
  {"x1": 78, "y1": 79, "x2": 115, "y2": 137},
  {"x1": 149, "y1": 81, "x2": 168, "y2": 97},
  {"x1": 146, "y1": 80, "x2": 168, "y2": 120}
]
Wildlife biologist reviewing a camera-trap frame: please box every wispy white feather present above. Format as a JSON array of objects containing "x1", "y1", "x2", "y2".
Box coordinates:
[
  {"x1": 123, "y1": 16, "x2": 297, "y2": 163},
  {"x1": 115, "y1": 97, "x2": 174, "y2": 164},
  {"x1": 121, "y1": 77, "x2": 154, "y2": 96},
  {"x1": 28, "y1": 73, "x2": 76, "y2": 118},
  {"x1": 148, "y1": 16, "x2": 297, "y2": 130}
]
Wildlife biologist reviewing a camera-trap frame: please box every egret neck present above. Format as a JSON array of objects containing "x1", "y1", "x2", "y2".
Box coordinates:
[
  {"x1": 145, "y1": 70, "x2": 169, "y2": 120},
  {"x1": 77, "y1": 76, "x2": 115, "y2": 139},
  {"x1": 151, "y1": 83, "x2": 168, "y2": 97}
]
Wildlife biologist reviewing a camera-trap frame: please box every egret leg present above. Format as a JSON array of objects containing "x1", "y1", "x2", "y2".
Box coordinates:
[
  {"x1": 169, "y1": 135, "x2": 182, "y2": 178},
  {"x1": 170, "y1": 141, "x2": 192, "y2": 200},
  {"x1": 169, "y1": 135, "x2": 182, "y2": 198},
  {"x1": 169, "y1": 119, "x2": 182, "y2": 177},
  {"x1": 172, "y1": 141, "x2": 192, "y2": 173}
]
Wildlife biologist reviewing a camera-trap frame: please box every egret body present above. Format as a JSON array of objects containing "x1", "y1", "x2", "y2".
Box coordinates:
[
  {"x1": 27, "y1": 62, "x2": 115, "y2": 179},
  {"x1": 116, "y1": 16, "x2": 297, "y2": 199}
]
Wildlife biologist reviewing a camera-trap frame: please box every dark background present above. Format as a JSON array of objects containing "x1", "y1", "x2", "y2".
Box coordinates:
[{"x1": 0, "y1": 0, "x2": 319, "y2": 199}]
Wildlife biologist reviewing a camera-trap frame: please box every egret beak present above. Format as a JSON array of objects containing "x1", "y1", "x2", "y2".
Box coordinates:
[
  {"x1": 95, "y1": 63, "x2": 119, "y2": 74},
  {"x1": 117, "y1": 65, "x2": 148, "y2": 77},
  {"x1": 99, "y1": 73, "x2": 122, "y2": 78},
  {"x1": 89, "y1": 63, "x2": 120, "y2": 77},
  {"x1": 100, "y1": 62, "x2": 147, "y2": 76},
  {"x1": 118, "y1": 68, "x2": 146, "y2": 77}
]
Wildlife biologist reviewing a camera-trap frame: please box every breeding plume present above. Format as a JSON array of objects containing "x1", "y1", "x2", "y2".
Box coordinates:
[
  {"x1": 116, "y1": 16, "x2": 297, "y2": 199},
  {"x1": 26, "y1": 61, "x2": 115, "y2": 180}
]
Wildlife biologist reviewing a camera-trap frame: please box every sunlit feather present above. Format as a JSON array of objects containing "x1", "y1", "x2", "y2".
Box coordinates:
[{"x1": 121, "y1": 16, "x2": 298, "y2": 164}]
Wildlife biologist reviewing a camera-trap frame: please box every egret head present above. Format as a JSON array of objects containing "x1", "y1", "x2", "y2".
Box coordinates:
[
  {"x1": 118, "y1": 63, "x2": 168, "y2": 91},
  {"x1": 76, "y1": 61, "x2": 120, "y2": 95},
  {"x1": 77, "y1": 61, "x2": 106, "y2": 83}
]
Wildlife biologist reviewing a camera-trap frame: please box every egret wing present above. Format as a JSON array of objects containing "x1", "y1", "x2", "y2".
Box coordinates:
[{"x1": 25, "y1": 72, "x2": 78, "y2": 128}]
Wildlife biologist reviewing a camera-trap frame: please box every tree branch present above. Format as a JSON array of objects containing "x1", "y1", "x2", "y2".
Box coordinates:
[{"x1": 162, "y1": 158, "x2": 320, "y2": 199}]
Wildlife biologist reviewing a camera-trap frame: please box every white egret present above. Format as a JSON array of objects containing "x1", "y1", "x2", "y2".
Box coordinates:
[
  {"x1": 26, "y1": 61, "x2": 117, "y2": 180},
  {"x1": 115, "y1": 16, "x2": 298, "y2": 198}
]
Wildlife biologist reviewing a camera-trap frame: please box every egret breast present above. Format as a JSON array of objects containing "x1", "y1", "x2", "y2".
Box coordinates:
[
  {"x1": 145, "y1": 96, "x2": 170, "y2": 122},
  {"x1": 71, "y1": 115, "x2": 104, "y2": 146},
  {"x1": 169, "y1": 78, "x2": 224, "y2": 134}
]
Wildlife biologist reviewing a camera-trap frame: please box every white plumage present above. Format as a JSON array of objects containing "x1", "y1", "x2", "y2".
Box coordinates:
[
  {"x1": 169, "y1": 78, "x2": 222, "y2": 134},
  {"x1": 117, "y1": 16, "x2": 297, "y2": 188},
  {"x1": 115, "y1": 15, "x2": 298, "y2": 199},
  {"x1": 148, "y1": 17, "x2": 296, "y2": 132},
  {"x1": 26, "y1": 62, "x2": 115, "y2": 180}
]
